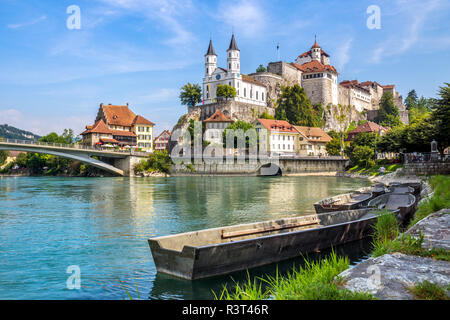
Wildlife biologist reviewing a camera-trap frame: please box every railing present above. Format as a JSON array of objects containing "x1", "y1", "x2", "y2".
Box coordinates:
[
  {"x1": 0, "y1": 138, "x2": 150, "y2": 156},
  {"x1": 404, "y1": 152, "x2": 450, "y2": 164}
]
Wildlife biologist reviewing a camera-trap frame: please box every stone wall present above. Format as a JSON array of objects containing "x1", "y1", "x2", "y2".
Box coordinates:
[
  {"x1": 193, "y1": 100, "x2": 275, "y2": 122},
  {"x1": 402, "y1": 162, "x2": 450, "y2": 175},
  {"x1": 171, "y1": 157, "x2": 347, "y2": 175}
]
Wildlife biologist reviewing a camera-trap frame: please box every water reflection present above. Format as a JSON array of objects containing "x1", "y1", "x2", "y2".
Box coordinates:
[{"x1": 0, "y1": 176, "x2": 371, "y2": 300}]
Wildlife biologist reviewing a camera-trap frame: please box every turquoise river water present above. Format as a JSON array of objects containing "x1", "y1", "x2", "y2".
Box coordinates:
[{"x1": 0, "y1": 176, "x2": 372, "y2": 300}]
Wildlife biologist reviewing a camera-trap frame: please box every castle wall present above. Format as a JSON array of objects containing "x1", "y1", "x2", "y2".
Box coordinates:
[
  {"x1": 302, "y1": 78, "x2": 333, "y2": 106},
  {"x1": 267, "y1": 62, "x2": 302, "y2": 84},
  {"x1": 195, "y1": 100, "x2": 275, "y2": 122}
]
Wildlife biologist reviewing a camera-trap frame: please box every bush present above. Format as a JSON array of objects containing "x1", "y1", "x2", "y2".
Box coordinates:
[
  {"x1": 134, "y1": 150, "x2": 173, "y2": 174},
  {"x1": 350, "y1": 145, "x2": 374, "y2": 168}
]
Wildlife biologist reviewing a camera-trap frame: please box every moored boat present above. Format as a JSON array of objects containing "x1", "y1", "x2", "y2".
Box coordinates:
[
  {"x1": 148, "y1": 209, "x2": 378, "y2": 280},
  {"x1": 389, "y1": 186, "x2": 415, "y2": 194},
  {"x1": 367, "y1": 193, "x2": 416, "y2": 222},
  {"x1": 388, "y1": 182, "x2": 422, "y2": 197},
  {"x1": 313, "y1": 185, "x2": 384, "y2": 213}
]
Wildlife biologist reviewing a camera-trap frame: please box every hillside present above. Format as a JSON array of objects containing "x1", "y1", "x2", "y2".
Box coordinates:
[{"x1": 0, "y1": 124, "x2": 41, "y2": 141}]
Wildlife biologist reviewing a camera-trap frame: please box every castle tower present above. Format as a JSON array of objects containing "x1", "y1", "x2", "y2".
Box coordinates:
[
  {"x1": 227, "y1": 34, "x2": 240, "y2": 74},
  {"x1": 311, "y1": 37, "x2": 321, "y2": 62},
  {"x1": 205, "y1": 39, "x2": 217, "y2": 76}
]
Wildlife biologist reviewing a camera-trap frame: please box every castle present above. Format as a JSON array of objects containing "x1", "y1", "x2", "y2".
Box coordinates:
[{"x1": 191, "y1": 34, "x2": 408, "y2": 128}]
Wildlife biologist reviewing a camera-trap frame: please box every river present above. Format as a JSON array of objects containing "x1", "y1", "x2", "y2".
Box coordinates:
[{"x1": 0, "y1": 175, "x2": 372, "y2": 300}]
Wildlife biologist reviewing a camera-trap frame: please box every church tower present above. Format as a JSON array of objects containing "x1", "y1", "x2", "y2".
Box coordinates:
[
  {"x1": 311, "y1": 37, "x2": 321, "y2": 62},
  {"x1": 227, "y1": 34, "x2": 240, "y2": 74},
  {"x1": 205, "y1": 39, "x2": 217, "y2": 76}
]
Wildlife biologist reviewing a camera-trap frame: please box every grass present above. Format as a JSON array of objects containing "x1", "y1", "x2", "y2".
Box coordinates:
[
  {"x1": 409, "y1": 175, "x2": 450, "y2": 227},
  {"x1": 347, "y1": 163, "x2": 402, "y2": 176},
  {"x1": 409, "y1": 281, "x2": 449, "y2": 300},
  {"x1": 215, "y1": 250, "x2": 375, "y2": 300},
  {"x1": 370, "y1": 209, "x2": 450, "y2": 261}
]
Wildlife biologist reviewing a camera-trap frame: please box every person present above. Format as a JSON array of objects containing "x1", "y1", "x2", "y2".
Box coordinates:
[{"x1": 379, "y1": 166, "x2": 386, "y2": 176}]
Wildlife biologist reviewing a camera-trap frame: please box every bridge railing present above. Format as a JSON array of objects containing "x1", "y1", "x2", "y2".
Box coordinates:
[{"x1": 0, "y1": 138, "x2": 150, "y2": 156}]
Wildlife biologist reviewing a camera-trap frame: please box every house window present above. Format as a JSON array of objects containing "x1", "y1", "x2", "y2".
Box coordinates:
[
  {"x1": 244, "y1": 88, "x2": 246, "y2": 97},
  {"x1": 256, "y1": 91, "x2": 258, "y2": 100},
  {"x1": 262, "y1": 92, "x2": 264, "y2": 101}
]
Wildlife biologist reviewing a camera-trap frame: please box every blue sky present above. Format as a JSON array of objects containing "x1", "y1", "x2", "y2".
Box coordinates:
[{"x1": 1, "y1": 0, "x2": 449, "y2": 136}]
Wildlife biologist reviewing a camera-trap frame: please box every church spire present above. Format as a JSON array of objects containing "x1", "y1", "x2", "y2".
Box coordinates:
[
  {"x1": 228, "y1": 33, "x2": 240, "y2": 51},
  {"x1": 205, "y1": 39, "x2": 216, "y2": 56}
]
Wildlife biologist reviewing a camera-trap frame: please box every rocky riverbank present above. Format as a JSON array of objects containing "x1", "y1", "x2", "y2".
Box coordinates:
[{"x1": 339, "y1": 209, "x2": 450, "y2": 300}]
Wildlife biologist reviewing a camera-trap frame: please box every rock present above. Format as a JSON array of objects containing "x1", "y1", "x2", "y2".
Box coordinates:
[
  {"x1": 339, "y1": 253, "x2": 450, "y2": 300},
  {"x1": 405, "y1": 209, "x2": 450, "y2": 250}
]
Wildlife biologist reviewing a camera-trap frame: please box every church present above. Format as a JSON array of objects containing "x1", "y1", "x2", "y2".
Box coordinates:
[{"x1": 193, "y1": 34, "x2": 408, "y2": 126}]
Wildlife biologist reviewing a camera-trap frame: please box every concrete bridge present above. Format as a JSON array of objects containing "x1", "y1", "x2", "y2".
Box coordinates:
[
  {"x1": 172, "y1": 155, "x2": 349, "y2": 176},
  {"x1": 0, "y1": 139, "x2": 148, "y2": 176}
]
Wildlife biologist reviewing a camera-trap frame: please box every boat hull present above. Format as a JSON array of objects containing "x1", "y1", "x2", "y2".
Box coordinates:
[{"x1": 148, "y1": 210, "x2": 377, "y2": 280}]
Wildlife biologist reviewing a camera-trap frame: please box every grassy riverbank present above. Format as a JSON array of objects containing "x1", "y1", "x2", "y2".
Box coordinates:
[
  {"x1": 216, "y1": 175, "x2": 450, "y2": 300},
  {"x1": 347, "y1": 163, "x2": 403, "y2": 177}
]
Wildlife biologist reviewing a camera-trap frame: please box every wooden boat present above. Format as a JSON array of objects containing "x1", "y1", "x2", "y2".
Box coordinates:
[
  {"x1": 313, "y1": 186, "x2": 384, "y2": 214},
  {"x1": 148, "y1": 209, "x2": 377, "y2": 280},
  {"x1": 389, "y1": 186, "x2": 415, "y2": 194},
  {"x1": 367, "y1": 193, "x2": 416, "y2": 221},
  {"x1": 388, "y1": 182, "x2": 421, "y2": 197}
]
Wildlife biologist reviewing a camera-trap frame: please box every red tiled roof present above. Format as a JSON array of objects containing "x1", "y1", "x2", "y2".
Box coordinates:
[
  {"x1": 111, "y1": 130, "x2": 137, "y2": 137},
  {"x1": 311, "y1": 41, "x2": 320, "y2": 49},
  {"x1": 132, "y1": 115, "x2": 155, "y2": 126},
  {"x1": 257, "y1": 119, "x2": 298, "y2": 133},
  {"x1": 101, "y1": 104, "x2": 137, "y2": 127},
  {"x1": 80, "y1": 119, "x2": 112, "y2": 135},
  {"x1": 348, "y1": 121, "x2": 389, "y2": 135},
  {"x1": 340, "y1": 80, "x2": 371, "y2": 93},
  {"x1": 291, "y1": 60, "x2": 337, "y2": 74},
  {"x1": 382, "y1": 84, "x2": 395, "y2": 89},
  {"x1": 242, "y1": 74, "x2": 265, "y2": 87},
  {"x1": 294, "y1": 126, "x2": 332, "y2": 143},
  {"x1": 297, "y1": 49, "x2": 330, "y2": 59},
  {"x1": 100, "y1": 138, "x2": 119, "y2": 144},
  {"x1": 154, "y1": 130, "x2": 171, "y2": 142},
  {"x1": 203, "y1": 109, "x2": 234, "y2": 123}
]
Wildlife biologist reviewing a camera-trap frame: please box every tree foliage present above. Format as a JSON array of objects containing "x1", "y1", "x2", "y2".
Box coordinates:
[
  {"x1": 259, "y1": 111, "x2": 275, "y2": 120},
  {"x1": 256, "y1": 64, "x2": 267, "y2": 73},
  {"x1": 134, "y1": 150, "x2": 173, "y2": 174},
  {"x1": 430, "y1": 83, "x2": 450, "y2": 155},
  {"x1": 377, "y1": 92, "x2": 401, "y2": 127},
  {"x1": 180, "y1": 83, "x2": 202, "y2": 107},
  {"x1": 222, "y1": 120, "x2": 255, "y2": 148},
  {"x1": 0, "y1": 150, "x2": 8, "y2": 166},
  {"x1": 275, "y1": 85, "x2": 323, "y2": 127},
  {"x1": 216, "y1": 84, "x2": 237, "y2": 100}
]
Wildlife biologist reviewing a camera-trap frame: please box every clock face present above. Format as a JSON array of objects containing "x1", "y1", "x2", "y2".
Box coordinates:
[{"x1": 216, "y1": 74, "x2": 221, "y2": 80}]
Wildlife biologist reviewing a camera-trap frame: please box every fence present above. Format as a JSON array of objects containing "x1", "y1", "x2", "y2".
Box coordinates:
[{"x1": 0, "y1": 138, "x2": 150, "y2": 157}]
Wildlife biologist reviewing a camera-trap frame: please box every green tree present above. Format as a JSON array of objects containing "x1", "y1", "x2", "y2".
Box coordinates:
[
  {"x1": 222, "y1": 120, "x2": 255, "y2": 148},
  {"x1": 430, "y1": 83, "x2": 450, "y2": 155},
  {"x1": 377, "y1": 92, "x2": 401, "y2": 127},
  {"x1": 275, "y1": 85, "x2": 318, "y2": 127},
  {"x1": 259, "y1": 111, "x2": 275, "y2": 119},
  {"x1": 216, "y1": 84, "x2": 237, "y2": 101},
  {"x1": 350, "y1": 145, "x2": 375, "y2": 168},
  {"x1": 180, "y1": 83, "x2": 202, "y2": 108},
  {"x1": 256, "y1": 64, "x2": 267, "y2": 73},
  {"x1": 0, "y1": 150, "x2": 8, "y2": 166},
  {"x1": 404, "y1": 90, "x2": 418, "y2": 110},
  {"x1": 325, "y1": 138, "x2": 341, "y2": 156}
]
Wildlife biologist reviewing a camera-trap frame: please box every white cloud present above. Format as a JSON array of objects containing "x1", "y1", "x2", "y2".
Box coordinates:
[
  {"x1": 7, "y1": 15, "x2": 47, "y2": 29},
  {"x1": 371, "y1": 0, "x2": 447, "y2": 63},
  {"x1": 335, "y1": 38, "x2": 353, "y2": 71},
  {"x1": 217, "y1": 0, "x2": 266, "y2": 37},
  {"x1": 98, "y1": 0, "x2": 196, "y2": 46}
]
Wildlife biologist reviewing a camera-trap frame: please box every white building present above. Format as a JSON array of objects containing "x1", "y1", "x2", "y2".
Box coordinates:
[
  {"x1": 203, "y1": 35, "x2": 267, "y2": 107},
  {"x1": 203, "y1": 109, "x2": 234, "y2": 145},
  {"x1": 254, "y1": 118, "x2": 299, "y2": 156}
]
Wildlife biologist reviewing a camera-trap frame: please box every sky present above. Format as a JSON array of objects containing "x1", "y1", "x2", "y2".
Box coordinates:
[{"x1": 0, "y1": 0, "x2": 449, "y2": 137}]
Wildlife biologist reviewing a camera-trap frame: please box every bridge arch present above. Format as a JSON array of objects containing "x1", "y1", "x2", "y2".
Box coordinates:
[
  {"x1": 257, "y1": 162, "x2": 282, "y2": 176},
  {"x1": 0, "y1": 145, "x2": 124, "y2": 176}
]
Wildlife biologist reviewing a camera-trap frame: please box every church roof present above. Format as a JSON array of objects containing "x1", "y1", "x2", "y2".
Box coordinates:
[
  {"x1": 227, "y1": 34, "x2": 240, "y2": 51},
  {"x1": 204, "y1": 109, "x2": 234, "y2": 123},
  {"x1": 205, "y1": 39, "x2": 217, "y2": 56},
  {"x1": 291, "y1": 60, "x2": 337, "y2": 74}
]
